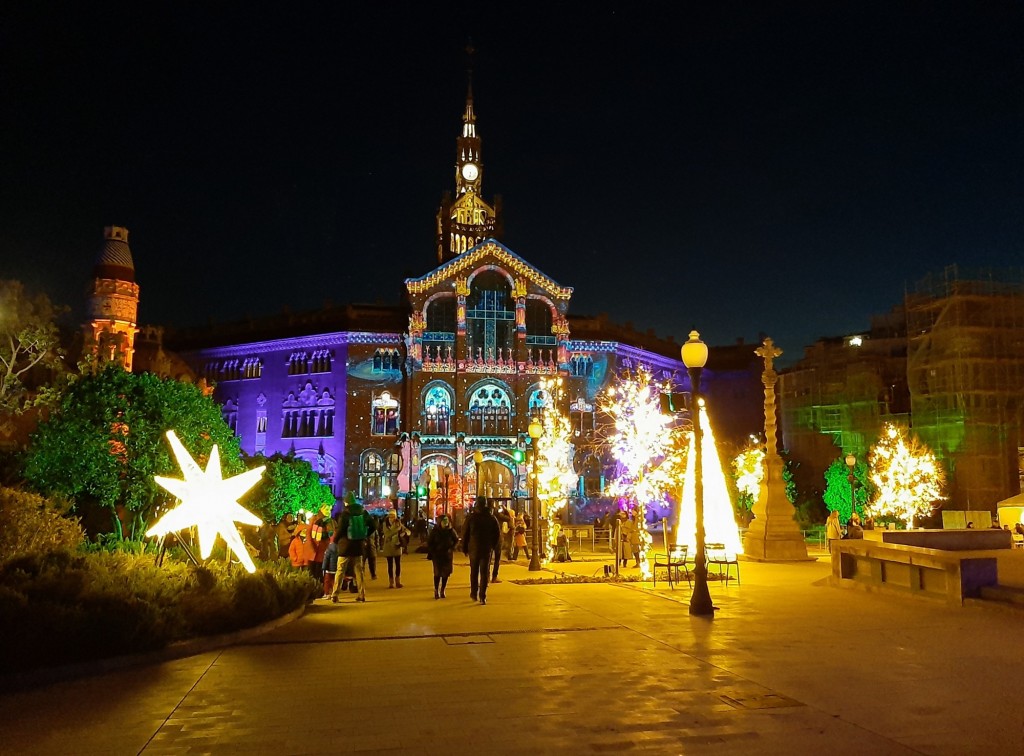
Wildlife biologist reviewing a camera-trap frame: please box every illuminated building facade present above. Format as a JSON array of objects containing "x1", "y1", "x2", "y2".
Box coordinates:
[{"x1": 178, "y1": 87, "x2": 764, "y2": 511}]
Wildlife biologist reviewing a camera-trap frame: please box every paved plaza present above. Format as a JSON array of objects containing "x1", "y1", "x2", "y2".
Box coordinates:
[{"x1": 1, "y1": 545, "x2": 1022, "y2": 755}]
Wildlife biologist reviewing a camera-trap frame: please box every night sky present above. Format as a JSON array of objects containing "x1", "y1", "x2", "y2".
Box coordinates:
[{"x1": 2, "y1": 3, "x2": 1022, "y2": 364}]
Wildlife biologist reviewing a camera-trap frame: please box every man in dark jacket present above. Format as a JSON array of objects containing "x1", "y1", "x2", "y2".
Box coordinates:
[
  {"x1": 462, "y1": 496, "x2": 500, "y2": 604},
  {"x1": 331, "y1": 493, "x2": 373, "y2": 604}
]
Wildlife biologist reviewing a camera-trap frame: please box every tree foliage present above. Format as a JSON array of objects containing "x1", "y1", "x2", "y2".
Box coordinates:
[
  {"x1": 22, "y1": 365, "x2": 242, "y2": 538},
  {"x1": 823, "y1": 457, "x2": 873, "y2": 524},
  {"x1": 242, "y1": 451, "x2": 334, "y2": 524},
  {"x1": 599, "y1": 366, "x2": 686, "y2": 570},
  {"x1": 0, "y1": 279, "x2": 67, "y2": 413},
  {"x1": 868, "y1": 422, "x2": 945, "y2": 528}
]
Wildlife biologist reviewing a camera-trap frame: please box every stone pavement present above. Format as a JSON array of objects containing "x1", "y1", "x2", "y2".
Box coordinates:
[{"x1": 1, "y1": 546, "x2": 1023, "y2": 755}]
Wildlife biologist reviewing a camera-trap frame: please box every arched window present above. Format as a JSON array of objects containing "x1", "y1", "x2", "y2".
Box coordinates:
[
  {"x1": 424, "y1": 298, "x2": 457, "y2": 359},
  {"x1": 372, "y1": 348, "x2": 400, "y2": 373},
  {"x1": 371, "y1": 391, "x2": 400, "y2": 436},
  {"x1": 423, "y1": 384, "x2": 453, "y2": 435},
  {"x1": 468, "y1": 383, "x2": 512, "y2": 435},
  {"x1": 467, "y1": 271, "x2": 514, "y2": 360},
  {"x1": 525, "y1": 299, "x2": 554, "y2": 347},
  {"x1": 360, "y1": 451, "x2": 384, "y2": 499},
  {"x1": 569, "y1": 396, "x2": 595, "y2": 437},
  {"x1": 528, "y1": 388, "x2": 548, "y2": 418},
  {"x1": 570, "y1": 354, "x2": 593, "y2": 377}
]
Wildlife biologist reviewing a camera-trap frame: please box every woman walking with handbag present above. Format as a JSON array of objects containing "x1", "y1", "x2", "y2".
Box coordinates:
[
  {"x1": 428, "y1": 514, "x2": 459, "y2": 599},
  {"x1": 381, "y1": 509, "x2": 410, "y2": 588}
]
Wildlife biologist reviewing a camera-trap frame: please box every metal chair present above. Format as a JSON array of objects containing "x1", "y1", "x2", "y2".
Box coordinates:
[
  {"x1": 653, "y1": 544, "x2": 691, "y2": 589},
  {"x1": 706, "y1": 543, "x2": 740, "y2": 584}
]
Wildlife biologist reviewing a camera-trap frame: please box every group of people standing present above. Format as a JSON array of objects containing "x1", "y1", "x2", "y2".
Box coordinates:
[{"x1": 297, "y1": 495, "x2": 525, "y2": 606}]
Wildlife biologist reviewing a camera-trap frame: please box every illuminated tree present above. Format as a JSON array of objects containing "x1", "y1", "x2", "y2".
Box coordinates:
[
  {"x1": 823, "y1": 457, "x2": 872, "y2": 524},
  {"x1": 731, "y1": 442, "x2": 764, "y2": 518},
  {"x1": 23, "y1": 365, "x2": 242, "y2": 539},
  {"x1": 868, "y1": 423, "x2": 945, "y2": 528},
  {"x1": 533, "y1": 377, "x2": 577, "y2": 557},
  {"x1": 0, "y1": 280, "x2": 67, "y2": 413},
  {"x1": 599, "y1": 365, "x2": 685, "y2": 574}
]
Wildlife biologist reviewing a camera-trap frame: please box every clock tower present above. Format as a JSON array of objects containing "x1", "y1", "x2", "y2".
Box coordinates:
[
  {"x1": 85, "y1": 225, "x2": 140, "y2": 371},
  {"x1": 436, "y1": 73, "x2": 503, "y2": 263}
]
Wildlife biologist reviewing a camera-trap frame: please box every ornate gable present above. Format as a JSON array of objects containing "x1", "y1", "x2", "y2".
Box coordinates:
[{"x1": 405, "y1": 239, "x2": 573, "y2": 300}]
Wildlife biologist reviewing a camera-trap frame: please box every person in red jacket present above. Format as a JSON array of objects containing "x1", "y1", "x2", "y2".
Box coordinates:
[{"x1": 289, "y1": 525, "x2": 310, "y2": 569}]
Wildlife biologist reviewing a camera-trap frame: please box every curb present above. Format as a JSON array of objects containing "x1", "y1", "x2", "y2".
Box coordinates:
[{"x1": 0, "y1": 602, "x2": 309, "y2": 695}]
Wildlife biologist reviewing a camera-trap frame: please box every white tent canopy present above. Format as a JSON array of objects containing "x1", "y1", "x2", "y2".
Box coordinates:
[{"x1": 997, "y1": 492, "x2": 1024, "y2": 527}]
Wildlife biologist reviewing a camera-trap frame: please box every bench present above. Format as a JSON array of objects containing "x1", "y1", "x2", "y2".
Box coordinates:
[
  {"x1": 832, "y1": 539, "x2": 999, "y2": 606},
  {"x1": 653, "y1": 545, "x2": 691, "y2": 589}
]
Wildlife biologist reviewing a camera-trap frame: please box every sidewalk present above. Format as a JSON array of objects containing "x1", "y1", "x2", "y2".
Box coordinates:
[{"x1": 0, "y1": 548, "x2": 1021, "y2": 755}]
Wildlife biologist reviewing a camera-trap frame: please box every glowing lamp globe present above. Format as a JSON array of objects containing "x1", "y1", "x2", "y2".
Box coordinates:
[
  {"x1": 681, "y1": 329, "x2": 709, "y2": 369},
  {"x1": 528, "y1": 418, "x2": 543, "y2": 439}
]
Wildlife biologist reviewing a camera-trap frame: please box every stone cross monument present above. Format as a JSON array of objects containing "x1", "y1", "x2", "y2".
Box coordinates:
[{"x1": 743, "y1": 338, "x2": 810, "y2": 561}]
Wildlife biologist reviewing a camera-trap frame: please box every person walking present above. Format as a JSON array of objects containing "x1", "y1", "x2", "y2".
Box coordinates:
[
  {"x1": 428, "y1": 514, "x2": 459, "y2": 598},
  {"x1": 381, "y1": 509, "x2": 410, "y2": 588},
  {"x1": 462, "y1": 497, "x2": 500, "y2": 604},
  {"x1": 322, "y1": 536, "x2": 339, "y2": 598},
  {"x1": 332, "y1": 493, "x2": 373, "y2": 604},
  {"x1": 826, "y1": 509, "x2": 843, "y2": 553}
]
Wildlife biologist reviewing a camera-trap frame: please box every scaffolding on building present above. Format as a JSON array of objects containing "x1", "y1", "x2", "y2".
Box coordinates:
[{"x1": 906, "y1": 265, "x2": 1024, "y2": 510}]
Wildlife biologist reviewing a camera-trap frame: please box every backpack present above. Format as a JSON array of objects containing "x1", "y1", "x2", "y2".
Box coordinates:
[{"x1": 347, "y1": 513, "x2": 369, "y2": 540}]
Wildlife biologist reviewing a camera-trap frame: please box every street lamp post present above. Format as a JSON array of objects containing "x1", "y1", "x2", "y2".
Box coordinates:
[
  {"x1": 845, "y1": 453, "x2": 857, "y2": 523},
  {"x1": 682, "y1": 329, "x2": 714, "y2": 617},
  {"x1": 473, "y1": 449, "x2": 484, "y2": 499},
  {"x1": 528, "y1": 417, "x2": 543, "y2": 571}
]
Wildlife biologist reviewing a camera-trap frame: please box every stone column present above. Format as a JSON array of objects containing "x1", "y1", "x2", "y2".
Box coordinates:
[{"x1": 743, "y1": 338, "x2": 810, "y2": 561}]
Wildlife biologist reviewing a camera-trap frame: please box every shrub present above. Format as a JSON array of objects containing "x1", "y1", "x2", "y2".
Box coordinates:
[
  {"x1": 0, "y1": 551, "x2": 318, "y2": 675},
  {"x1": 0, "y1": 486, "x2": 84, "y2": 562}
]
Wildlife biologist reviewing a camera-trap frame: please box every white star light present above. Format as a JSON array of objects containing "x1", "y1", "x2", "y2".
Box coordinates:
[{"x1": 146, "y1": 430, "x2": 265, "y2": 573}]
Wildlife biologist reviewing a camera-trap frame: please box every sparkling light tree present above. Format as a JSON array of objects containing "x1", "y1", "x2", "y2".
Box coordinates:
[
  {"x1": 868, "y1": 422, "x2": 945, "y2": 529},
  {"x1": 677, "y1": 403, "x2": 744, "y2": 555},
  {"x1": 600, "y1": 365, "x2": 686, "y2": 576},
  {"x1": 731, "y1": 439, "x2": 764, "y2": 519},
  {"x1": 533, "y1": 377, "x2": 578, "y2": 558}
]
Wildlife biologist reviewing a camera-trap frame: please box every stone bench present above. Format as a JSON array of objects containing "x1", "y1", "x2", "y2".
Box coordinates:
[
  {"x1": 831, "y1": 539, "x2": 999, "y2": 606},
  {"x1": 881, "y1": 528, "x2": 1012, "y2": 551}
]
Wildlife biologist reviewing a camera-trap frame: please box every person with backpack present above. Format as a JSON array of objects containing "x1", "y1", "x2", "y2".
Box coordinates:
[{"x1": 331, "y1": 493, "x2": 373, "y2": 604}]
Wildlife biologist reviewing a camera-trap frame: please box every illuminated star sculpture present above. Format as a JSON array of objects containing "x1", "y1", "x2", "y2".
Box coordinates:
[{"x1": 146, "y1": 430, "x2": 266, "y2": 573}]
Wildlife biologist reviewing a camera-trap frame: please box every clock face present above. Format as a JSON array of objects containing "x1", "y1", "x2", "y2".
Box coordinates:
[{"x1": 461, "y1": 162, "x2": 479, "y2": 181}]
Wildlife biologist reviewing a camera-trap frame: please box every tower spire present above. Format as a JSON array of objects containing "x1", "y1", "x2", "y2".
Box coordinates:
[
  {"x1": 463, "y1": 41, "x2": 476, "y2": 139},
  {"x1": 435, "y1": 46, "x2": 502, "y2": 262}
]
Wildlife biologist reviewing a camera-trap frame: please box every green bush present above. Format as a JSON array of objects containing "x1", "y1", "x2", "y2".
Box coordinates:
[
  {"x1": 0, "y1": 486, "x2": 85, "y2": 561},
  {"x1": 0, "y1": 550, "x2": 318, "y2": 675}
]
